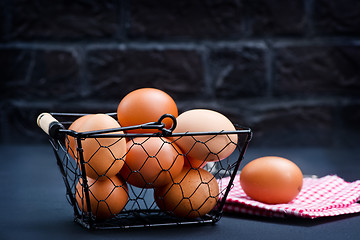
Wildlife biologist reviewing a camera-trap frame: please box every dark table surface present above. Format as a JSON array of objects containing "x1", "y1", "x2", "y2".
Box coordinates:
[{"x1": 1, "y1": 144, "x2": 360, "y2": 240}]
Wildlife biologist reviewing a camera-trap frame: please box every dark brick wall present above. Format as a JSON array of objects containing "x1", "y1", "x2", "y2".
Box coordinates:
[{"x1": 1, "y1": 0, "x2": 359, "y2": 147}]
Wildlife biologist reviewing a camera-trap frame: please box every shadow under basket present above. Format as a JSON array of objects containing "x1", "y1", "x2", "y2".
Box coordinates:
[{"x1": 38, "y1": 112, "x2": 252, "y2": 230}]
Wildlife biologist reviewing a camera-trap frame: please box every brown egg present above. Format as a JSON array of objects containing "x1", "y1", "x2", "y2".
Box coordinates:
[
  {"x1": 75, "y1": 175, "x2": 128, "y2": 219},
  {"x1": 66, "y1": 114, "x2": 92, "y2": 160},
  {"x1": 240, "y1": 156, "x2": 303, "y2": 204},
  {"x1": 183, "y1": 156, "x2": 207, "y2": 169},
  {"x1": 119, "y1": 137, "x2": 184, "y2": 188},
  {"x1": 154, "y1": 167, "x2": 219, "y2": 218},
  {"x1": 117, "y1": 88, "x2": 178, "y2": 134},
  {"x1": 172, "y1": 109, "x2": 238, "y2": 162},
  {"x1": 67, "y1": 114, "x2": 127, "y2": 179}
]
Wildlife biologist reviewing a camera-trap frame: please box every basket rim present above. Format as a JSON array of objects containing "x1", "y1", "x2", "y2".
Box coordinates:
[{"x1": 50, "y1": 112, "x2": 252, "y2": 139}]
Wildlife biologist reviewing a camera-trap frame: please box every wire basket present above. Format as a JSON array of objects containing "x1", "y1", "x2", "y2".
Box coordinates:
[{"x1": 37, "y1": 112, "x2": 252, "y2": 230}]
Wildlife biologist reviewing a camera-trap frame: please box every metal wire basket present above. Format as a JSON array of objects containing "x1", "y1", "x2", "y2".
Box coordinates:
[{"x1": 37, "y1": 112, "x2": 252, "y2": 230}]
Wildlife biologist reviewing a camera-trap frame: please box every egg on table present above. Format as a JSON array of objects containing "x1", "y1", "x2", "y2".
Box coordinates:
[{"x1": 240, "y1": 156, "x2": 303, "y2": 204}]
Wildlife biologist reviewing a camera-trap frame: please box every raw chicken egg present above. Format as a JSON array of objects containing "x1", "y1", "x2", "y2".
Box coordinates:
[
  {"x1": 66, "y1": 114, "x2": 91, "y2": 160},
  {"x1": 172, "y1": 109, "x2": 238, "y2": 163},
  {"x1": 75, "y1": 175, "x2": 128, "y2": 219},
  {"x1": 183, "y1": 156, "x2": 207, "y2": 169},
  {"x1": 117, "y1": 88, "x2": 178, "y2": 133},
  {"x1": 67, "y1": 114, "x2": 127, "y2": 179},
  {"x1": 240, "y1": 156, "x2": 303, "y2": 204},
  {"x1": 119, "y1": 137, "x2": 184, "y2": 188},
  {"x1": 154, "y1": 167, "x2": 219, "y2": 218}
]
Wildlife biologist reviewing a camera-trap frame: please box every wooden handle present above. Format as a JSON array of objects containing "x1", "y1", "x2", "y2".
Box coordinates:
[{"x1": 37, "y1": 113, "x2": 62, "y2": 137}]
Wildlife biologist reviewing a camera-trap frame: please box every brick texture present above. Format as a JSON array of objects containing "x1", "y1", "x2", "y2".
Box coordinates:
[
  {"x1": 0, "y1": 47, "x2": 81, "y2": 101},
  {"x1": 209, "y1": 45, "x2": 267, "y2": 98},
  {"x1": 274, "y1": 45, "x2": 360, "y2": 96},
  {"x1": 244, "y1": 102, "x2": 336, "y2": 147},
  {"x1": 86, "y1": 47, "x2": 205, "y2": 101},
  {"x1": 313, "y1": 0, "x2": 360, "y2": 35},
  {"x1": 10, "y1": 0, "x2": 120, "y2": 40},
  {"x1": 1, "y1": 0, "x2": 359, "y2": 147},
  {"x1": 247, "y1": 0, "x2": 306, "y2": 36},
  {"x1": 129, "y1": 0, "x2": 244, "y2": 39}
]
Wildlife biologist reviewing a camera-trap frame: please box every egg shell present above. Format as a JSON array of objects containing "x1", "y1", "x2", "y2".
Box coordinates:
[
  {"x1": 183, "y1": 156, "x2": 207, "y2": 169},
  {"x1": 75, "y1": 175, "x2": 128, "y2": 219},
  {"x1": 66, "y1": 114, "x2": 93, "y2": 160},
  {"x1": 117, "y1": 88, "x2": 178, "y2": 134},
  {"x1": 172, "y1": 109, "x2": 238, "y2": 162},
  {"x1": 119, "y1": 137, "x2": 185, "y2": 188},
  {"x1": 154, "y1": 167, "x2": 219, "y2": 218},
  {"x1": 240, "y1": 156, "x2": 303, "y2": 204},
  {"x1": 67, "y1": 114, "x2": 127, "y2": 179}
]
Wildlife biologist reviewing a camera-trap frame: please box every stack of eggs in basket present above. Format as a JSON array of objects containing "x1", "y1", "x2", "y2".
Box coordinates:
[{"x1": 67, "y1": 88, "x2": 238, "y2": 220}]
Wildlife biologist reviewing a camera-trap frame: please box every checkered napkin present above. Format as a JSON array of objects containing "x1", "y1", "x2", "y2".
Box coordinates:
[{"x1": 218, "y1": 174, "x2": 360, "y2": 218}]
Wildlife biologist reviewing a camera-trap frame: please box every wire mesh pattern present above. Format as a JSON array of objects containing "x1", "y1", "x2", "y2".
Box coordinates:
[{"x1": 46, "y1": 113, "x2": 252, "y2": 229}]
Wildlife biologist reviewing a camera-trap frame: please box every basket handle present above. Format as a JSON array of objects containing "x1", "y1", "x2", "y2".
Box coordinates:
[
  {"x1": 157, "y1": 114, "x2": 177, "y2": 136},
  {"x1": 37, "y1": 113, "x2": 64, "y2": 139}
]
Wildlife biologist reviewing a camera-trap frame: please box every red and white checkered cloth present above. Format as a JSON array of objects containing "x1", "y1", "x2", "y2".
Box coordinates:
[{"x1": 218, "y1": 174, "x2": 360, "y2": 218}]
